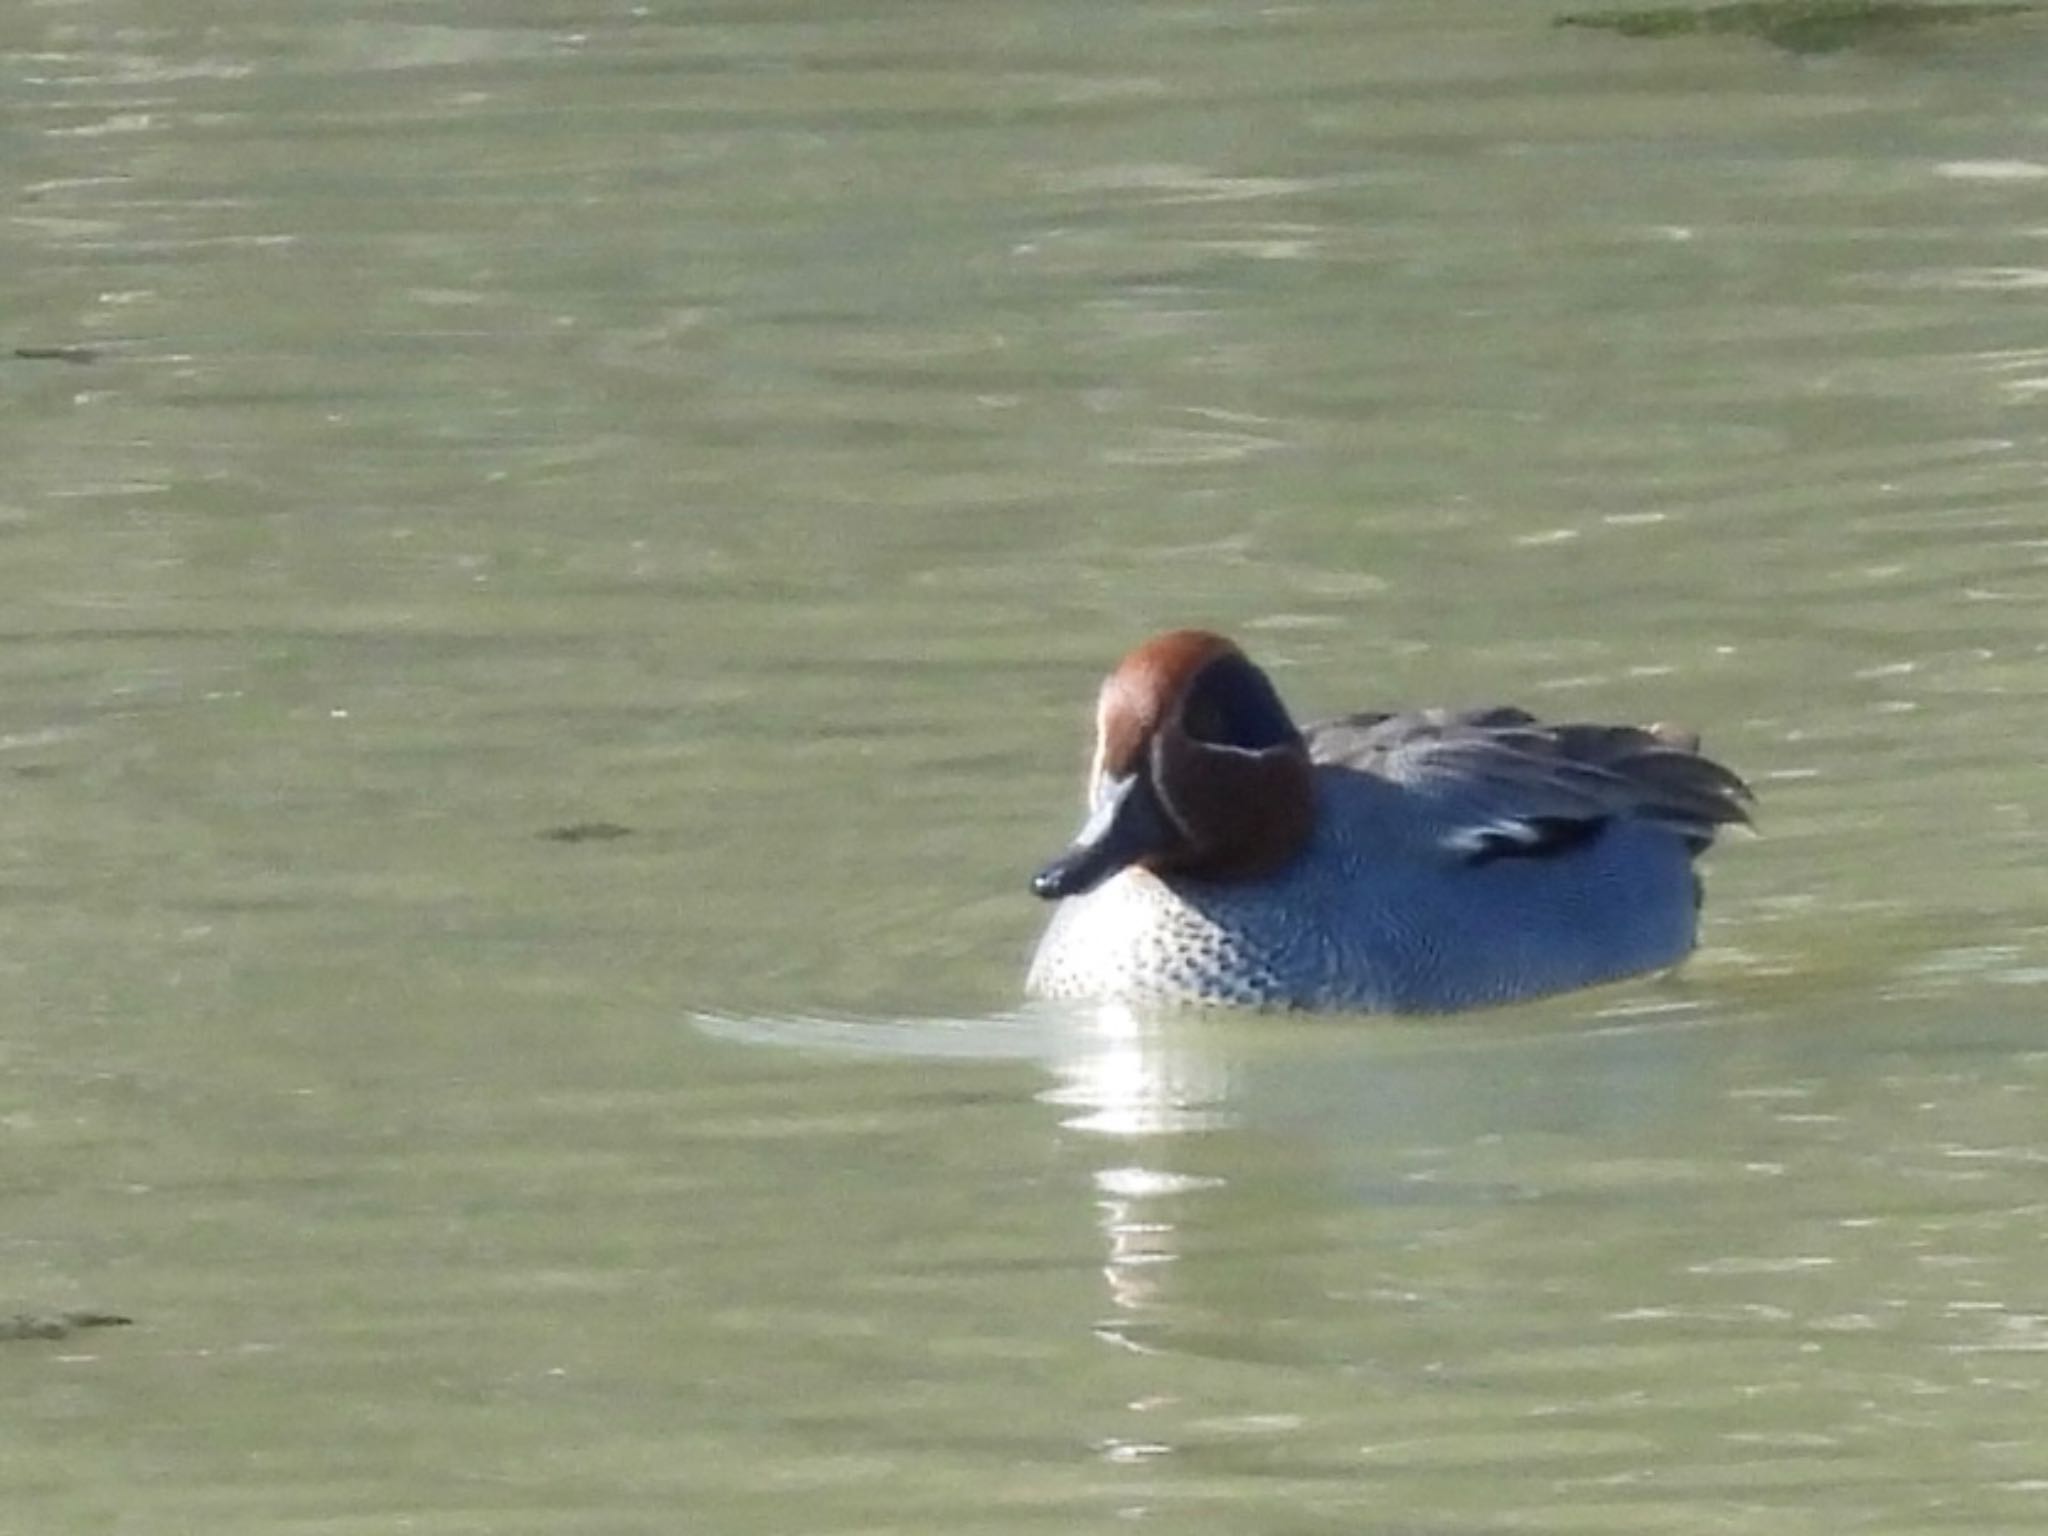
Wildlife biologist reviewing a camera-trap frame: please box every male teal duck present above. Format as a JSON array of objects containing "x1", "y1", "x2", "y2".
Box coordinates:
[{"x1": 1027, "y1": 630, "x2": 1752, "y2": 1011}]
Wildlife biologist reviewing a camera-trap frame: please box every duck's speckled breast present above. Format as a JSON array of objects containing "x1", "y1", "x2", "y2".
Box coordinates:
[{"x1": 1026, "y1": 862, "x2": 1327, "y2": 1009}]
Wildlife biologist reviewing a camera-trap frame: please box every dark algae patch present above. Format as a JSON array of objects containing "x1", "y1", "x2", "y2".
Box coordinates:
[
  {"x1": 12, "y1": 345, "x2": 100, "y2": 365},
  {"x1": 538, "y1": 821, "x2": 634, "y2": 843},
  {"x1": 0, "y1": 1310, "x2": 132, "y2": 1342},
  {"x1": 1557, "y1": 1, "x2": 2038, "y2": 52}
]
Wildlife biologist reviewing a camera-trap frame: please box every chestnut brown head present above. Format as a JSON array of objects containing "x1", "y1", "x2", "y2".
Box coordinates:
[{"x1": 1032, "y1": 631, "x2": 1315, "y2": 899}]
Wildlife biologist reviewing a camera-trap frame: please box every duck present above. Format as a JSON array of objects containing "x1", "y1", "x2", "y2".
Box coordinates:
[{"x1": 1026, "y1": 630, "x2": 1752, "y2": 1012}]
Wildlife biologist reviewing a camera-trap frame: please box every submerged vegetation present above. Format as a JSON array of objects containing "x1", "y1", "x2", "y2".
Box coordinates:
[
  {"x1": 1556, "y1": 1, "x2": 2038, "y2": 52},
  {"x1": 0, "y1": 1310, "x2": 131, "y2": 1342}
]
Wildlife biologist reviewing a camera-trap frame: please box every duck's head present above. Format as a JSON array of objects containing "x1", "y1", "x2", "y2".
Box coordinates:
[{"x1": 1032, "y1": 630, "x2": 1315, "y2": 900}]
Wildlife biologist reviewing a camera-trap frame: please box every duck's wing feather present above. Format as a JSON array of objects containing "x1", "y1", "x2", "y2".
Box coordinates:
[{"x1": 1304, "y1": 708, "x2": 1753, "y2": 859}]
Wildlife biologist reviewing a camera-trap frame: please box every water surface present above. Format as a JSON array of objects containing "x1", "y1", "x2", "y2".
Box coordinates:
[{"x1": 4, "y1": 2, "x2": 2046, "y2": 1531}]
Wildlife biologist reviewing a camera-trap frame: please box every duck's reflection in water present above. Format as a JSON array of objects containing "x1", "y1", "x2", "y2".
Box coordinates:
[
  {"x1": 1038, "y1": 1002, "x2": 1239, "y2": 1137},
  {"x1": 696, "y1": 995, "x2": 1724, "y2": 1354}
]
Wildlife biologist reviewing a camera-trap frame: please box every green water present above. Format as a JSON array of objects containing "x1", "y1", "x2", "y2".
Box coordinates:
[{"x1": 5, "y1": 2, "x2": 2047, "y2": 1531}]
